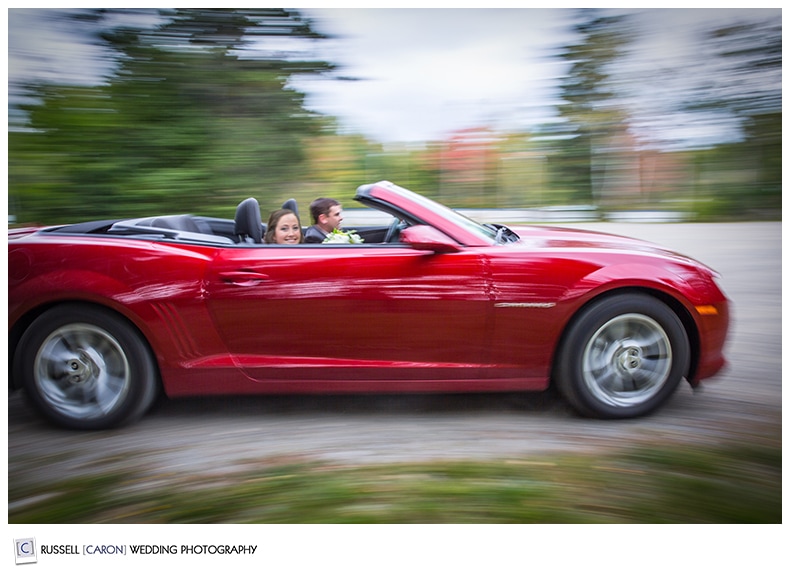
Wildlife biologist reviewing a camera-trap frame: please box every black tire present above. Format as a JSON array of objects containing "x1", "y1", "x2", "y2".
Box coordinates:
[
  {"x1": 555, "y1": 293, "x2": 690, "y2": 419},
  {"x1": 15, "y1": 304, "x2": 159, "y2": 430}
]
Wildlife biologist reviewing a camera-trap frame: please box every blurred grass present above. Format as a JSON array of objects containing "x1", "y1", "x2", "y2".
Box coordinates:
[{"x1": 9, "y1": 442, "x2": 780, "y2": 523}]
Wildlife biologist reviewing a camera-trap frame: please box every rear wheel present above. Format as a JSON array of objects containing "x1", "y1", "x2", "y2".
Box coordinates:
[
  {"x1": 15, "y1": 304, "x2": 158, "y2": 430},
  {"x1": 555, "y1": 294, "x2": 690, "y2": 419}
]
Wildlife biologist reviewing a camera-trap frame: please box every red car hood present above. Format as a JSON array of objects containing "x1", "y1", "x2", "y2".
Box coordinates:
[{"x1": 510, "y1": 225, "x2": 708, "y2": 267}]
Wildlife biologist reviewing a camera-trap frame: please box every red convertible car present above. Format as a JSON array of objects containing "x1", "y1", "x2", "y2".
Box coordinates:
[{"x1": 9, "y1": 181, "x2": 729, "y2": 429}]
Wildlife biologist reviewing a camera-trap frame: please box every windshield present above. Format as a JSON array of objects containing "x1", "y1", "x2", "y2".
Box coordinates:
[{"x1": 386, "y1": 183, "x2": 515, "y2": 244}]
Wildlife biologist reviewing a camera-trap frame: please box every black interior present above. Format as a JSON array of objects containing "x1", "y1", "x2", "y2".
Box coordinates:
[{"x1": 42, "y1": 194, "x2": 406, "y2": 247}]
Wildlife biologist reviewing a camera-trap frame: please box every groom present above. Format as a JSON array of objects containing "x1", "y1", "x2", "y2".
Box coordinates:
[{"x1": 304, "y1": 197, "x2": 343, "y2": 243}]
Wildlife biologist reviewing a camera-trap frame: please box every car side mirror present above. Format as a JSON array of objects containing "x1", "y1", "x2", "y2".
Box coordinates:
[{"x1": 400, "y1": 225, "x2": 461, "y2": 253}]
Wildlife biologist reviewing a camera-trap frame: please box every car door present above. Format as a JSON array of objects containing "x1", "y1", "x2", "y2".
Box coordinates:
[{"x1": 204, "y1": 243, "x2": 491, "y2": 390}]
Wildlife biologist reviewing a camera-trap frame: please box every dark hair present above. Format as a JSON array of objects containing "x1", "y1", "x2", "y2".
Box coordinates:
[
  {"x1": 309, "y1": 198, "x2": 340, "y2": 224},
  {"x1": 264, "y1": 209, "x2": 303, "y2": 244}
]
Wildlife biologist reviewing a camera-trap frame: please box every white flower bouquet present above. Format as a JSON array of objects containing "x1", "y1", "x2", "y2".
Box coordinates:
[{"x1": 322, "y1": 229, "x2": 364, "y2": 244}]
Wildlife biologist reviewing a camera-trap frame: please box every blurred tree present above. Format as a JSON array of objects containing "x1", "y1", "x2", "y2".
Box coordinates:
[
  {"x1": 554, "y1": 11, "x2": 634, "y2": 206},
  {"x1": 9, "y1": 8, "x2": 333, "y2": 223},
  {"x1": 689, "y1": 18, "x2": 781, "y2": 120},
  {"x1": 685, "y1": 18, "x2": 781, "y2": 218}
]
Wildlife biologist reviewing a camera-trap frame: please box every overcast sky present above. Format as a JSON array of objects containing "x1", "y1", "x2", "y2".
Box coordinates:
[
  {"x1": 294, "y1": 7, "x2": 781, "y2": 146},
  {"x1": 6, "y1": 6, "x2": 782, "y2": 147},
  {"x1": 292, "y1": 8, "x2": 577, "y2": 143}
]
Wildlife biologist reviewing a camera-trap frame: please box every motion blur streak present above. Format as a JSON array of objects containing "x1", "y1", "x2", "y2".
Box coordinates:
[{"x1": 8, "y1": 8, "x2": 780, "y2": 226}]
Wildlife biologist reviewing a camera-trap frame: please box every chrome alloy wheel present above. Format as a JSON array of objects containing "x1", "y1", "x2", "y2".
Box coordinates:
[
  {"x1": 34, "y1": 323, "x2": 131, "y2": 420},
  {"x1": 581, "y1": 313, "x2": 672, "y2": 408}
]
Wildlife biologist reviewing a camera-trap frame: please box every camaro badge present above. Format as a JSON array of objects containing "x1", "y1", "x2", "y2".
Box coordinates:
[{"x1": 494, "y1": 302, "x2": 556, "y2": 308}]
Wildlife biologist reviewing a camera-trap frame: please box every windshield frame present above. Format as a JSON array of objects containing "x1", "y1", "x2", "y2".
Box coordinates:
[{"x1": 356, "y1": 181, "x2": 506, "y2": 245}]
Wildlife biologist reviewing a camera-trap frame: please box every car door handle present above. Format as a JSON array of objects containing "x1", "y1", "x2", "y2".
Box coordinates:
[{"x1": 219, "y1": 270, "x2": 269, "y2": 285}]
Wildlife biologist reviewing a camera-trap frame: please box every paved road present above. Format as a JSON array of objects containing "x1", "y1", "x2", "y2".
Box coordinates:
[{"x1": 7, "y1": 222, "x2": 781, "y2": 491}]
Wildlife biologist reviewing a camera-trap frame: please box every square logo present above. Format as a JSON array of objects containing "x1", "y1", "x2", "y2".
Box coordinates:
[{"x1": 14, "y1": 538, "x2": 37, "y2": 565}]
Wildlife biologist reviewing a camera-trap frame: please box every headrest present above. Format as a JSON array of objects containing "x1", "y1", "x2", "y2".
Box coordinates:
[{"x1": 234, "y1": 197, "x2": 263, "y2": 243}]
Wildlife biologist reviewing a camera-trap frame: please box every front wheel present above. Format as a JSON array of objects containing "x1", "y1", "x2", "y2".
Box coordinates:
[
  {"x1": 555, "y1": 294, "x2": 690, "y2": 419},
  {"x1": 15, "y1": 304, "x2": 159, "y2": 430}
]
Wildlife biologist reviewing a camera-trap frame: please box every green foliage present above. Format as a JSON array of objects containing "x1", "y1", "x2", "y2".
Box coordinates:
[
  {"x1": 9, "y1": 443, "x2": 780, "y2": 523},
  {"x1": 7, "y1": 9, "x2": 781, "y2": 224},
  {"x1": 553, "y1": 12, "x2": 634, "y2": 204},
  {"x1": 9, "y1": 9, "x2": 330, "y2": 224},
  {"x1": 558, "y1": 12, "x2": 632, "y2": 132},
  {"x1": 547, "y1": 10, "x2": 781, "y2": 217},
  {"x1": 677, "y1": 18, "x2": 782, "y2": 219}
]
